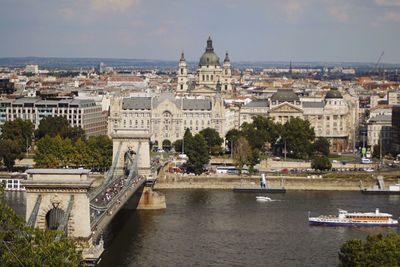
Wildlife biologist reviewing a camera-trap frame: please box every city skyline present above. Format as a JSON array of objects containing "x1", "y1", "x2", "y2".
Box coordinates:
[{"x1": 1, "y1": 0, "x2": 400, "y2": 63}]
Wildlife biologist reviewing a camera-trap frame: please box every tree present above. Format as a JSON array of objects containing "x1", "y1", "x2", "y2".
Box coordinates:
[
  {"x1": 339, "y1": 234, "x2": 400, "y2": 267},
  {"x1": 34, "y1": 135, "x2": 112, "y2": 170},
  {"x1": 86, "y1": 135, "x2": 113, "y2": 170},
  {"x1": 185, "y1": 132, "x2": 209, "y2": 175},
  {"x1": 372, "y1": 144, "x2": 380, "y2": 159},
  {"x1": 199, "y1": 127, "x2": 223, "y2": 155},
  {"x1": 225, "y1": 129, "x2": 242, "y2": 152},
  {"x1": 248, "y1": 148, "x2": 261, "y2": 174},
  {"x1": 0, "y1": 139, "x2": 23, "y2": 169},
  {"x1": 1, "y1": 119, "x2": 34, "y2": 152},
  {"x1": 0, "y1": 184, "x2": 82, "y2": 266},
  {"x1": 241, "y1": 116, "x2": 279, "y2": 151},
  {"x1": 233, "y1": 137, "x2": 252, "y2": 174},
  {"x1": 173, "y1": 139, "x2": 183, "y2": 153},
  {"x1": 36, "y1": 116, "x2": 85, "y2": 140},
  {"x1": 34, "y1": 135, "x2": 64, "y2": 168},
  {"x1": 312, "y1": 137, "x2": 330, "y2": 156},
  {"x1": 282, "y1": 117, "x2": 315, "y2": 159},
  {"x1": 311, "y1": 155, "x2": 332, "y2": 171}
]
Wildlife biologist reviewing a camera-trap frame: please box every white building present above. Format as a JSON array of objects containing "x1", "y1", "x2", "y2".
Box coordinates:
[
  {"x1": 0, "y1": 98, "x2": 107, "y2": 136},
  {"x1": 25, "y1": 65, "x2": 39, "y2": 75}
]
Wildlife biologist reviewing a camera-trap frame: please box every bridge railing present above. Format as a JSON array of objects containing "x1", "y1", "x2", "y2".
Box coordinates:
[
  {"x1": 89, "y1": 175, "x2": 145, "y2": 228},
  {"x1": 89, "y1": 143, "x2": 143, "y2": 228}
]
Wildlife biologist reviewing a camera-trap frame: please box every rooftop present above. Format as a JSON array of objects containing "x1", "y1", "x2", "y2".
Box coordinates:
[
  {"x1": 271, "y1": 89, "x2": 299, "y2": 102},
  {"x1": 244, "y1": 100, "x2": 269, "y2": 108}
]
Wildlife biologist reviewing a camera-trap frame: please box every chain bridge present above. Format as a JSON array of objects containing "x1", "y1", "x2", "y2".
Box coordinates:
[{"x1": 23, "y1": 130, "x2": 166, "y2": 264}]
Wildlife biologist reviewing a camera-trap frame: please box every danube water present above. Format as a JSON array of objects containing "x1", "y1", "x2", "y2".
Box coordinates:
[{"x1": 5, "y1": 190, "x2": 400, "y2": 266}]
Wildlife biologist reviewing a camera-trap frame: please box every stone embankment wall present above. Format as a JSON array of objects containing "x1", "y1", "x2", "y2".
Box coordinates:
[{"x1": 155, "y1": 174, "x2": 398, "y2": 191}]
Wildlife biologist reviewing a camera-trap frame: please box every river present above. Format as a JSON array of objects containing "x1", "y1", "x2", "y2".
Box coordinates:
[{"x1": 4, "y1": 190, "x2": 400, "y2": 266}]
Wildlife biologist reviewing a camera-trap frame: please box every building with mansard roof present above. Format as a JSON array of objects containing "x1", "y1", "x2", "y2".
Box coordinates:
[
  {"x1": 239, "y1": 88, "x2": 358, "y2": 153},
  {"x1": 108, "y1": 93, "x2": 225, "y2": 150}
]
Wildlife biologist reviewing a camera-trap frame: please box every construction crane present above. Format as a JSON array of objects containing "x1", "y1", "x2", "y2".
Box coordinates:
[{"x1": 372, "y1": 51, "x2": 384, "y2": 77}]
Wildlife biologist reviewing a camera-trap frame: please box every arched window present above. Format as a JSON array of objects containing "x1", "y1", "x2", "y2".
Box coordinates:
[
  {"x1": 211, "y1": 75, "x2": 214, "y2": 81},
  {"x1": 202, "y1": 75, "x2": 205, "y2": 81},
  {"x1": 180, "y1": 84, "x2": 183, "y2": 90},
  {"x1": 180, "y1": 68, "x2": 183, "y2": 75},
  {"x1": 206, "y1": 75, "x2": 209, "y2": 81}
]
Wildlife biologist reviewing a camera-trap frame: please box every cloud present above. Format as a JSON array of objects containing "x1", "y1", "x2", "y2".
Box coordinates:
[
  {"x1": 328, "y1": 5, "x2": 350, "y2": 22},
  {"x1": 374, "y1": 0, "x2": 400, "y2": 6},
  {"x1": 382, "y1": 11, "x2": 400, "y2": 21},
  {"x1": 281, "y1": 0, "x2": 308, "y2": 23},
  {"x1": 90, "y1": 0, "x2": 140, "y2": 12}
]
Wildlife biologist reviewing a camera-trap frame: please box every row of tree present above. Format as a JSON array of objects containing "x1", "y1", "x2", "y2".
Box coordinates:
[
  {"x1": 0, "y1": 116, "x2": 109, "y2": 170},
  {"x1": 34, "y1": 135, "x2": 112, "y2": 170},
  {"x1": 225, "y1": 116, "x2": 332, "y2": 172}
]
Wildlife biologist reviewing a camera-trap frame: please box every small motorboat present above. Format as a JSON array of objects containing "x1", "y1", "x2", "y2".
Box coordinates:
[{"x1": 256, "y1": 196, "x2": 272, "y2": 202}]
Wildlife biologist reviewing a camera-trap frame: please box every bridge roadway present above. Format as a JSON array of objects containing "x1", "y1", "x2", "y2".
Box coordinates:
[{"x1": 88, "y1": 174, "x2": 145, "y2": 242}]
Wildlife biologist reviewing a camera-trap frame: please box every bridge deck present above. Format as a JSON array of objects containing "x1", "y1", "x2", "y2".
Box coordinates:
[{"x1": 89, "y1": 175, "x2": 145, "y2": 242}]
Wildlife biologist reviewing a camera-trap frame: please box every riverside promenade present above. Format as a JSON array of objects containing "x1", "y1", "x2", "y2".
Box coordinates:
[{"x1": 155, "y1": 173, "x2": 400, "y2": 191}]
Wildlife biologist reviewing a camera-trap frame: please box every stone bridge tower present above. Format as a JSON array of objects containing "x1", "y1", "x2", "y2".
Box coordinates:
[
  {"x1": 23, "y1": 169, "x2": 93, "y2": 239},
  {"x1": 110, "y1": 129, "x2": 151, "y2": 177}
]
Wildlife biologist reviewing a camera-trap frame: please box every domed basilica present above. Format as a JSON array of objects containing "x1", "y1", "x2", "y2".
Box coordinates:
[{"x1": 177, "y1": 37, "x2": 232, "y2": 95}]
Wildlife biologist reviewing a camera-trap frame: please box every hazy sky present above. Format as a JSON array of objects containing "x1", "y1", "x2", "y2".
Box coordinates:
[{"x1": 1, "y1": 0, "x2": 400, "y2": 63}]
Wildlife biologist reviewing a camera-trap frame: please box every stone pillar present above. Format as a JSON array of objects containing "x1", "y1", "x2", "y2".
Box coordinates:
[
  {"x1": 137, "y1": 187, "x2": 166, "y2": 210},
  {"x1": 23, "y1": 169, "x2": 93, "y2": 239}
]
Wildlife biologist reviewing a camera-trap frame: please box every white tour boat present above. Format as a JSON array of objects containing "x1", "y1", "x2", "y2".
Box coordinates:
[
  {"x1": 256, "y1": 196, "x2": 272, "y2": 202},
  {"x1": 308, "y1": 208, "x2": 398, "y2": 227}
]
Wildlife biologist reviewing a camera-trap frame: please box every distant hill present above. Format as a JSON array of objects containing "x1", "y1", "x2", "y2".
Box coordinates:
[{"x1": 0, "y1": 57, "x2": 399, "y2": 71}]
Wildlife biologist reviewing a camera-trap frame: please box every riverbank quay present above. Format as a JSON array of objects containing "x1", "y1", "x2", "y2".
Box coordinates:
[{"x1": 154, "y1": 173, "x2": 400, "y2": 191}]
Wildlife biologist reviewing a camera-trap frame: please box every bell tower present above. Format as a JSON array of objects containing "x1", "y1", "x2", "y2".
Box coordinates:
[
  {"x1": 222, "y1": 51, "x2": 232, "y2": 92},
  {"x1": 177, "y1": 51, "x2": 188, "y2": 95}
]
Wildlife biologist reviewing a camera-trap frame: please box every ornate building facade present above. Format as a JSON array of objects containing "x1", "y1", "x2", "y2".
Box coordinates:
[
  {"x1": 239, "y1": 88, "x2": 357, "y2": 153},
  {"x1": 108, "y1": 93, "x2": 225, "y2": 149}
]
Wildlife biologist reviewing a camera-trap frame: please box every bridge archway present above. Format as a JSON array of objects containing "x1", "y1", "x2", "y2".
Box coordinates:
[
  {"x1": 46, "y1": 207, "x2": 65, "y2": 230},
  {"x1": 162, "y1": 140, "x2": 171, "y2": 151},
  {"x1": 111, "y1": 129, "x2": 151, "y2": 177}
]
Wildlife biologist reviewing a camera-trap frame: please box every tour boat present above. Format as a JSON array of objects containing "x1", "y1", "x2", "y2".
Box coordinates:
[
  {"x1": 308, "y1": 208, "x2": 398, "y2": 227},
  {"x1": 256, "y1": 196, "x2": 272, "y2": 202}
]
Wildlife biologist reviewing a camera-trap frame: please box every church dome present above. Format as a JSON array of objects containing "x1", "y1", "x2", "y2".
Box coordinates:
[
  {"x1": 325, "y1": 88, "x2": 343, "y2": 99},
  {"x1": 271, "y1": 89, "x2": 299, "y2": 102},
  {"x1": 199, "y1": 37, "x2": 220, "y2": 67}
]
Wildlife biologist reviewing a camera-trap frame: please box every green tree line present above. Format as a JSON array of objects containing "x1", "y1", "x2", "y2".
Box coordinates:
[
  {"x1": 225, "y1": 116, "x2": 332, "y2": 173},
  {"x1": 339, "y1": 233, "x2": 400, "y2": 267},
  {"x1": 0, "y1": 116, "x2": 112, "y2": 170}
]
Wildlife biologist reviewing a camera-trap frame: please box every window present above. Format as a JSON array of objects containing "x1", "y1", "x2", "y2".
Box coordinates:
[
  {"x1": 180, "y1": 68, "x2": 183, "y2": 75},
  {"x1": 180, "y1": 84, "x2": 183, "y2": 90},
  {"x1": 225, "y1": 85, "x2": 228, "y2": 90}
]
